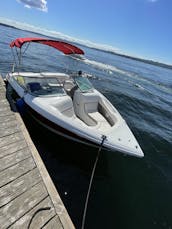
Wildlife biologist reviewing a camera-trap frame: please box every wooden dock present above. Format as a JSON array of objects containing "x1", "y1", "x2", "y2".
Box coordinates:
[{"x1": 0, "y1": 76, "x2": 75, "y2": 228}]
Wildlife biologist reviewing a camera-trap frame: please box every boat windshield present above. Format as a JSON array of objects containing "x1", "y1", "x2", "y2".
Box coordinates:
[
  {"x1": 75, "y1": 76, "x2": 94, "y2": 92},
  {"x1": 24, "y1": 77, "x2": 66, "y2": 97}
]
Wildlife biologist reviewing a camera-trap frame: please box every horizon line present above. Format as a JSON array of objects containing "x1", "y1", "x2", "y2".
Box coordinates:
[{"x1": 0, "y1": 17, "x2": 171, "y2": 67}]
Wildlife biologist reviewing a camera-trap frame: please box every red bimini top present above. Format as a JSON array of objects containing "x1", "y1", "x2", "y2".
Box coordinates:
[{"x1": 10, "y1": 37, "x2": 84, "y2": 55}]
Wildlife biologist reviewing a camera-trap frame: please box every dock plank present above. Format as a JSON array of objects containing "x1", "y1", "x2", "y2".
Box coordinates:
[
  {"x1": 0, "y1": 157, "x2": 36, "y2": 187},
  {"x1": 0, "y1": 125, "x2": 20, "y2": 138},
  {"x1": 0, "y1": 148, "x2": 31, "y2": 172},
  {"x1": 10, "y1": 197, "x2": 56, "y2": 229},
  {"x1": 0, "y1": 105, "x2": 12, "y2": 112},
  {"x1": 0, "y1": 114, "x2": 16, "y2": 123},
  {"x1": 0, "y1": 132, "x2": 24, "y2": 148},
  {"x1": 0, "y1": 119, "x2": 18, "y2": 128},
  {"x1": 43, "y1": 215, "x2": 63, "y2": 229},
  {"x1": 0, "y1": 109, "x2": 13, "y2": 117},
  {"x1": 0, "y1": 168, "x2": 41, "y2": 207},
  {"x1": 0, "y1": 139, "x2": 27, "y2": 159},
  {"x1": 0, "y1": 76, "x2": 74, "y2": 228},
  {"x1": 0, "y1": 101, "x2": 11, "y2": 106},
  {"x1": 0, "y1": 181, "x2": 48, "y2": 229},
  {"x1": 0, "y1": 94, "x2": 6, "y2": 100}
]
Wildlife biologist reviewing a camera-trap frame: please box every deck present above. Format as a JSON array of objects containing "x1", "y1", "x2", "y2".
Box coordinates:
[{"x1": 0, "y1": 75, "x2": 75, "y2": 228}]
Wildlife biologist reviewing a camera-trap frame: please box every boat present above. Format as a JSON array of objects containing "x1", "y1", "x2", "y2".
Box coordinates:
[{"x1": 6, "y1": 37, "x2": 144, "y2": 158}]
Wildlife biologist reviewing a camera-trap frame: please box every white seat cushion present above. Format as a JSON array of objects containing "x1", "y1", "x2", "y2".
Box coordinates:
[
  {"x1": 88, "y1": 111, "x2": 106, "y2": 122},
  {"x1": 88, "y1": 111, "x2": 111, "y2": 131}
]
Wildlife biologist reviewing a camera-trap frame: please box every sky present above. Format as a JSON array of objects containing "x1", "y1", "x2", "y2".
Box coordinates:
[{"x1": 0, "y1": 0, "x2": 172, "y2": 64}]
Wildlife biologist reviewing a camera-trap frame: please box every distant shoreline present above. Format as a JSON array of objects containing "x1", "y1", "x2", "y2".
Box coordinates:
[
  {"x1": 1, "y1": 22, "x2": 172, "y2": 70},
  {"x1": 98, "y1": 48, "x2": 172, "y2": 70},
  {"x1": 106, "y1": 50, "x2": 172, "y2": 70}
]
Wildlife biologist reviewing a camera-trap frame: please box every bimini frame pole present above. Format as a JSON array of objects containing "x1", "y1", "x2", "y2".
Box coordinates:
[{"x1": 11, "y1": 42, "x2": 31, "y2": 72}]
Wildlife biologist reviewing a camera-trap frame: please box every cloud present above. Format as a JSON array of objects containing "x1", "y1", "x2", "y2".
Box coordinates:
[{"x1": 16, "y1": 0, "x2": 48, "y2": 12}]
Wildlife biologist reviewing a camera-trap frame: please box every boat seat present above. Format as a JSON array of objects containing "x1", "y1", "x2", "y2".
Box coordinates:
[
  {"x1": 51, "y1": 96, "x2": 75, "y2": 118},
  {"x1": 88, "y1": 111, "x2": 107, "y2": 122},
  {"x1": 63, "y1": 80, "x2": 77, "y2": 97},
  {"x1": 73, "y1": 90, "x2": 101, "y2": 126},
  {"x1": 63, "y1": 80, "x2": 75, "y2": 91},
  {"x1": 88, "y1": 111, "x2": 111, "y2": 130}
]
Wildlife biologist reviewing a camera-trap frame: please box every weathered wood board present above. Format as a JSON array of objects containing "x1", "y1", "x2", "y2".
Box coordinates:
[{"x1": 0, "y1": 76, "x2": 75, "y2": 228}]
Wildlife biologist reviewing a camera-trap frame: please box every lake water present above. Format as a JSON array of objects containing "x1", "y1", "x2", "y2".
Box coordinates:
[{"x1": 0, "y1": 24, "x2": 172, "y2": 229}]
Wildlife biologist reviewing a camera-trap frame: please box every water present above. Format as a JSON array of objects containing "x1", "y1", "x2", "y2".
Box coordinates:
[{"x1": 0, "y1": 24, "x2": 172, "y2": 229}]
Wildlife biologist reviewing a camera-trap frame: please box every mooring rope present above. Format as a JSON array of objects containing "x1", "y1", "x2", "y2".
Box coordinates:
[{"x1": 81, "y1": 135, "x2": 107, "y2": 229}]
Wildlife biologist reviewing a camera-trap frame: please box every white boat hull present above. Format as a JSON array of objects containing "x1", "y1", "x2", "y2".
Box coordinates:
[{"x1": 6, "y1": 72, "x2": 144, "y2": 158}]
